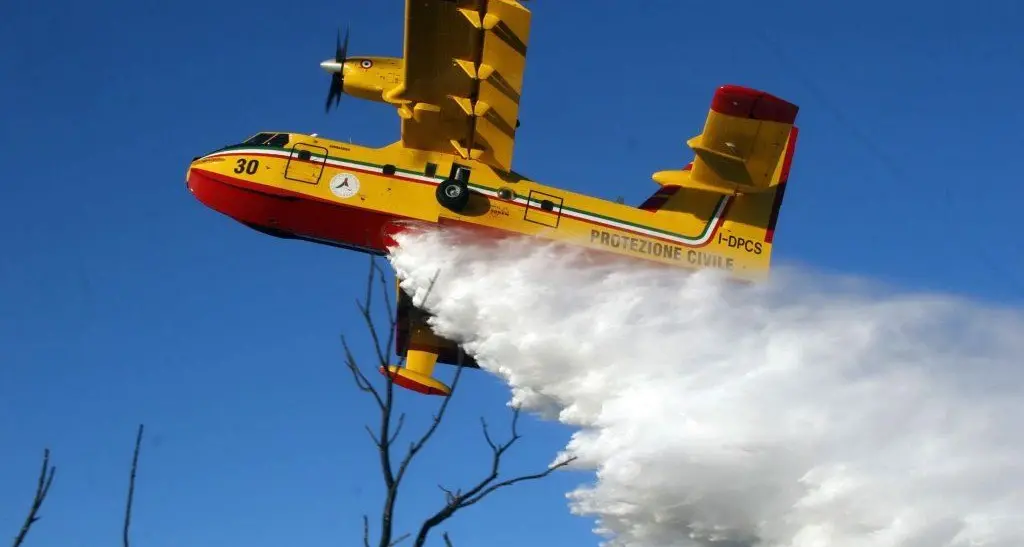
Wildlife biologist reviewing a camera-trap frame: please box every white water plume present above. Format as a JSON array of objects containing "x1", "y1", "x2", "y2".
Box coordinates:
[{"x1": 386, "y1": 226, "x2": 1024, "y2": 547}]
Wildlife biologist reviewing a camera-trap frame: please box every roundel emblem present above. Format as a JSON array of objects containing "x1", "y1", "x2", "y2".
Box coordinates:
[
  {"x1": 360, "y1": 59, "x2": 373, "y2": 69},
  {"x1": 329, "y1": 173, "x2": 360, "y2": 199}
]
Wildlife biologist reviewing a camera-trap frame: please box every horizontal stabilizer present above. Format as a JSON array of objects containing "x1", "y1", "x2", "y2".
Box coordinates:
[{"x1": 654, "y1": 85, "x2": 799, "y2": 195}]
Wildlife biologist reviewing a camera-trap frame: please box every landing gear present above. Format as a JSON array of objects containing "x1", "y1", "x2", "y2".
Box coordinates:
[
  {"x1": 435, "y1": 164, "x2": 471, "y2": 212},
  {"x1": 436, "y1": 179, "x2": 469, "y2": 211}
]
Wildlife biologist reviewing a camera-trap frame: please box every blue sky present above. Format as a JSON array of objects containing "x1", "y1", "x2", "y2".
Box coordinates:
[{"x1": 2, "y1": 0, "x2": 1022, "y2": 545}]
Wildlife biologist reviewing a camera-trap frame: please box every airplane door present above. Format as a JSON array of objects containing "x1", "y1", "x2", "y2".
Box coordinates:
[
  {"x1": 524, "y1": 189, "x2": 564, "y2": 228},
  {"x1": 285, "y1": 143, "x2": 328, "y2": 184}
]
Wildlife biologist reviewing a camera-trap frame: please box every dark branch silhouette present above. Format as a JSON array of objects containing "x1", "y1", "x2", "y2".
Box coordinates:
[
  {"x1": 343, "y1": 255, "x2": 576, "y2": 546},
  {"x1": 123, "y1": 424, "x2": 144, "y2": 547},
  {"x1": 12, "y1": 425, "x2": 145, "y2": 547},
  {"x1": 11, "y1": 449, "x2": 56, "y2": 547},
  {"x1": 413, "y1": 407, "x2": 574, "y2": 546}
]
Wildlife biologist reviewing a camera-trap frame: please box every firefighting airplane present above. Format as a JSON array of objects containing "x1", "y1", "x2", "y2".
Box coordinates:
[{"x1": 185, "y1": 0, "x2": 800, "y2": 397}]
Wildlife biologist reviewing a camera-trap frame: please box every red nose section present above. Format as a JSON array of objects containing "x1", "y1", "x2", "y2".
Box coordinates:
[
  {"x1": 710, "y1": 84, "x2": 799, "y2": 124},
  {"x1": 187, "y1": 167, "x2": 403, "y2": 253}
]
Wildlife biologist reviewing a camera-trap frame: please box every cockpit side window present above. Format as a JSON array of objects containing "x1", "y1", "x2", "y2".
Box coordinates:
[
  {"x1": 242, "y1": 132, "x2": 274, "y2": 145},
  {"x1": 240, "y1": 132, "x2": 289, "y2": 147},
  {"x1": 266, "y1": 133, "x2": 289, "y2": 147}
]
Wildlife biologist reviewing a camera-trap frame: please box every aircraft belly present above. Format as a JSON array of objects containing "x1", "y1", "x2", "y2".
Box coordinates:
[{"x1": 187, "y1": 168, "x2": 404, "y2": 253}]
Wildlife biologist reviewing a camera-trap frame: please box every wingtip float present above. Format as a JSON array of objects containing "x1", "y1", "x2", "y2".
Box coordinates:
[{"x1": 186, "y1": 1, "x2": 801, "y2": 397}]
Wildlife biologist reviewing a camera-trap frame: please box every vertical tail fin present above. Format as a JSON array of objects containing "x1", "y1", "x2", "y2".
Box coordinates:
[
  {"x1": 646, "y1": 85, "x2": 800, "y2": 280},
  {"x1": 654, "y1": 85, "x2": 799, "y2": 194}
]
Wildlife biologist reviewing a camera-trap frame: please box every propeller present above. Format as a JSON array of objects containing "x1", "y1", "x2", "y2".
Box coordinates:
[{"x1": 322, "y1": 27, "x2": 349, "y2": 112}]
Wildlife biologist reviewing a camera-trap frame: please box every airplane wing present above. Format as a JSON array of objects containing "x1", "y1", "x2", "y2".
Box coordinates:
[{"x1": 386, "y1": 0, "x2": 531, "y2": 173}]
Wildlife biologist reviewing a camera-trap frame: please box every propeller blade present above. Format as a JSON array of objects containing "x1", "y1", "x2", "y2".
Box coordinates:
[
  {"x1": 325, "y1": 26, "x2": 350, "y2": 113},
  {"x1": 325, "y1": 74, "x2": 341, "y2": 112},
  {"x1": 337, "y1": 27, "x2": 349, "y2": 63}
]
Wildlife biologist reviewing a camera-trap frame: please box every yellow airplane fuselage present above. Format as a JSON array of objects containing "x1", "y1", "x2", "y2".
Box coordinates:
[{"x1": 186, "y1": 126, "x2": 794, "y2": 283}]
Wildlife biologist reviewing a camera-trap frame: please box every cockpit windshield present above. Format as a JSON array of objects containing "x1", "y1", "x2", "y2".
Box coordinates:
[{"x1": 241, "y1": 132, "x2": 290, "y2": 147}]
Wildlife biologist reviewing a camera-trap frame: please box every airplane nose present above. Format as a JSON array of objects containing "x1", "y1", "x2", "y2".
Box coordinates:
[{"x1": 320, "y1": 60, "x2": 342, "y2": 73}]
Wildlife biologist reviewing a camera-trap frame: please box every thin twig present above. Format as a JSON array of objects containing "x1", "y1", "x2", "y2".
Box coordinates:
[
  {"x1": 342, "y1": 334, "x2": 385, "y2": 409},
  {"x1": 12, "y1": 448, "x2": 56, "y2": 547},
  {"x1": 123, "y1": 424, "x2": 144, "y2": 547},
  {"x1": 411, "y1": 406, "x2": 578, "y2": 546},
  {"x1": 357, "y1": 257, "x2": 396, "y2": 373},
  {"x1": 373, "y1": 259, "x2": 398, "y2": 359}
]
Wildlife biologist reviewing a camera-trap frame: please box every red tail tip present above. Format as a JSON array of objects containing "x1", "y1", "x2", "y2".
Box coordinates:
[{"x1": 711, "y1": 84, "x2": 799, "y2": 124}]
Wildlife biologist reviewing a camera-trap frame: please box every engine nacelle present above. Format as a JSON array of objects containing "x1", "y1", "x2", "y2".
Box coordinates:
[{"x1": 340, "y1": 56, "x2": 404, "y2": 103}]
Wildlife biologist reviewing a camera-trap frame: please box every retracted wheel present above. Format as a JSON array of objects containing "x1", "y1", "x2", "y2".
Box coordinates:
[{"x1": 436, "y1": 178, "x2": 470, "y2": 211}]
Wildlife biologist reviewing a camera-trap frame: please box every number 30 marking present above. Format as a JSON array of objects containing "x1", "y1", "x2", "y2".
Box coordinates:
[{"x1": 234, "y1": 158, "x2": 260, "y2": 175}]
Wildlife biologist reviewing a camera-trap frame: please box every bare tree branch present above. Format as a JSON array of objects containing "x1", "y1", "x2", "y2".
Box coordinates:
[
  {"x1": 343, "y1": 255, "x2": 407, "y2": 546},
  {"x1": 356, "y1": 256, "x2": 401, "y2": 378},
  {"x1": 123, "y1": 424, "x2": 144, "y2": 547},
  {"x1": 343, "y1": 335, "x2": 385, "y2": 408},
  {"x1": 12, "y1": 448, "x2": 56, "y2": 547},
  {"x1": 387, "y1": 413, "x2": 407, "y2": 446},
  {"x1": 392, "y1": 362, "x2": 464, "y2": 489},
  {"x1": 410, "y1": 406, "x2": 577, "y2": 546},
  {"x1": 370, "y1": 261, "x2": 446, "y2": 547},
  {"x1": 345, "y1": 254, "x2": 571, "y2": 547}
]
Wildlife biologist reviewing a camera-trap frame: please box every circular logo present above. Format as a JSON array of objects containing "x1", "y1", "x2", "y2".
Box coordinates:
[
  {"x1": 360, "y1": 59, "x2": 373, "y2": 69},
  {"x1": 329, "y1": 173, "x2": 360, "y2": 199}
]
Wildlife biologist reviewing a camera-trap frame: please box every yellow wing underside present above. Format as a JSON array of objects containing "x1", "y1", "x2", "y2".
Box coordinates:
[{"x1": 387, "y1": 0, "x2": 530, "y2": 172}]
